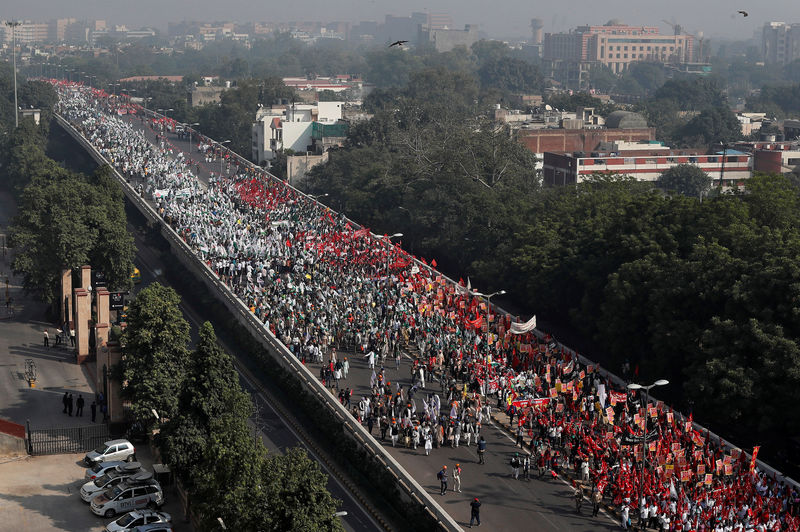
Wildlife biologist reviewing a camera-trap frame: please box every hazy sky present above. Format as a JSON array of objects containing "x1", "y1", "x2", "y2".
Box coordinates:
[{"x1": 5, "y1": 0, "x2": 800, "y2": 40}]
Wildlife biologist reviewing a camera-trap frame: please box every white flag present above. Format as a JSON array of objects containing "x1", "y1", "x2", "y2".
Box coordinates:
[{"x1": 510, "y1": 315, "x2": 537, "y2": 335}]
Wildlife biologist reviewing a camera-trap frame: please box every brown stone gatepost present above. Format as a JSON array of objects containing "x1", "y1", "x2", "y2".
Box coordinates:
[
  {"x1": 74, "y1": 288, "x2": 90, "y2": 364},
  {"x1": 60, "y1": 269, "x2": 72, "y2": 327},
  {"x1": 95, "y1": 289, "x2": 110, "y2": 359},
  {"x1": 80, "y1": 265, "x2": 92, "y2": 289}
]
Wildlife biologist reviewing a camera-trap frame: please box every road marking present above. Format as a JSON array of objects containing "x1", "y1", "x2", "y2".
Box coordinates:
[{"x1": 537, "y1": 511, "x2": 560, "y2": 530}]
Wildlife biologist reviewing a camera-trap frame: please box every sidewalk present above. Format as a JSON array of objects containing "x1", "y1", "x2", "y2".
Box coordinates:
[{"x1": 0, "y1": 188, "x2": 97, "y2": 434}]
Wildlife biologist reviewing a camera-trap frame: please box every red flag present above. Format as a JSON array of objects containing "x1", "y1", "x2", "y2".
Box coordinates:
[{"x1": 431, "y1": 259, "x2": 437, "y2": 268}]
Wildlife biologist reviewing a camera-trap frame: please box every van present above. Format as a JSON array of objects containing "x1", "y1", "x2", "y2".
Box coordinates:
[{"x1": 90, "y1": 472, "x2": 164, "y2": 518}]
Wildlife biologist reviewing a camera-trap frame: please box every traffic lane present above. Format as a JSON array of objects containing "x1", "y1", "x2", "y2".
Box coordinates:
[
  {"x1": 305, "y1": 351, "x2": 619, "y2": 531},
  {"x1": 128, "y1": 224, "x2": 377, "y2": 532}
]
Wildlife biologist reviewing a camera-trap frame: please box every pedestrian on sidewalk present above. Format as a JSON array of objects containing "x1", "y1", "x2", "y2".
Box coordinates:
[
  {"x1": 437, "y1": 465, "x2": 448, "y2": 495},
  {"x1": 469, "y1": 497, "x2": 481, "y2": 528},
  {"x1": 62, "y1": 392, "x2": 69, "y2": 414},
  {"x1": 76, "y1": 395, "x2": 84, "y2": 416},
  {"x1": 43, "y1": 329, "x2": 49, "y2": 348},
  {"x1": 67, "y1": 393, "x2": 74, "y2": 416},
  {"x1": 591, "y1": 485, "x2": 602, "y2": 517},
  {"x1": 90, "y1": 400, "x2": 97, "y2": 422},
  {"x1": 70, "y1": 329, "x2": 75, "y2": 347},
  {"x1": 453, "y1": 463, "x2": 462, "y2": 492},
  {"x1": 477, "y1": 435, "x2": 486, "y2": 464}
]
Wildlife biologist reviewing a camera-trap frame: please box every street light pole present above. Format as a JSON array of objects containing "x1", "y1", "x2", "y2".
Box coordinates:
[
  {"x1": 382, "y1": 233, "x2": 403, "y2": 281},
  {"x1": 627, "y1": 379, "x2": 669, "y2": 516},
  {"x1": 6, "y1": 21, "x2": 20, "y2": 128},
  {"x1": 219, "y1": 140, "x2": 232, "y2": 175},
  {"x1": 472, "y1": 290, "x2": 506, "y2": 358}
]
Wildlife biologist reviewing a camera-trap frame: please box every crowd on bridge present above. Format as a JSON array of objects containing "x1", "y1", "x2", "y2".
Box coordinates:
[{"x1": 53, "y1": 80, "x2": 800, "y2": 532}]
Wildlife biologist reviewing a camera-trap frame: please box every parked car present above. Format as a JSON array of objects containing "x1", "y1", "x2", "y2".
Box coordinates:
[
  {"x1": 86, "y1": 461, "x2": 126, "y2": 480},
  {"x1": 84, "y1": 439, "x2": 136, "y2": 466},
  {"x1": 133, "y1": 523, "x2": 172, "y2": 532},
  {"x1": 91, "y1": 471, "x2": 164, "y2": 518},
  {"x1": 130, "y1": 524, "x2": 173, "y2": 532},
  {"x1": 105, "y1": 509, "x2": 171, "y2": 532},
  {"x1": 80, "y1": 462, "x2": 143, "y2": 502}
]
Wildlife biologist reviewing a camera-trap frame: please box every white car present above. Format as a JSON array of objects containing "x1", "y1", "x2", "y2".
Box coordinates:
[
  {"x1": 80, "y1": 463, "x2": 143, "y2": 502},
  {"x1": 105, "y1": 509, "x2": 171, "y2": 532},
  {"x1": 86, "y1": 461, "x2": 126, "y2": 480},
  {"x1": 84, "y1": 439, "x2": 136, "y2": 466},
  {"x1": 91, "y1": 472, "x2": 165, "y2": 518}
]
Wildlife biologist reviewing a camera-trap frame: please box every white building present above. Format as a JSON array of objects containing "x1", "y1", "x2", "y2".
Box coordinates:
[{"x1": 252, "y1": 102, "x2": 343, "y2": 163}]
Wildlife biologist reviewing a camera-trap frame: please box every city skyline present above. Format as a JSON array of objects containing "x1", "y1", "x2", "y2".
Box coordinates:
[{"x1": 3, "y1": 0, "x2": 800, "y2": 41}]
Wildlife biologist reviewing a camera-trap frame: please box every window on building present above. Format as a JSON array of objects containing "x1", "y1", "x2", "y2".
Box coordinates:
[
  {"x1": 787, "y1": 158, "x2": 800, "y2": 166},
  {"x1": 639, "y1": 46, "x2": 644, "y2": 50},
  {"x1": 624, "y1": 45, "x2": 628, "y2": 51},
  {"x1": 624, "y1": 54, "x2": 628, "y2": 59},
  {"x1": 708, "y1": 156, "x2": 718, "y2": 163},
  {"x1": 624, "y1": 158, "x2": 635, "y2": 164},
  {"x1": 616, "y1": 53, "x2": 620, "y2": 58},
  {"x1": 689, "y1": 157, "x2": 698, "y2": 163}
]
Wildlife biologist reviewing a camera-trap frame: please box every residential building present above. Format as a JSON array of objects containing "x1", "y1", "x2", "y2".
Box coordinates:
[
  {"x1": 762, "y1": 22, "x2": 800, "y2": 65},
  {"x1": 731, "y1": 140, "x2": 800, "y2": 175},
  {"x1": 251, "y1": 101, "x2": 345, "y2": 163},
  {"x1": 543, "y1": 141, "x2": 751, "y2": 187}
]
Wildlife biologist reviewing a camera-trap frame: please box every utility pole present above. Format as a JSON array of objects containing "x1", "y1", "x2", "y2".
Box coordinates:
[{"x1": 6, "y1": 21, "x2": 20, "y2": 128}]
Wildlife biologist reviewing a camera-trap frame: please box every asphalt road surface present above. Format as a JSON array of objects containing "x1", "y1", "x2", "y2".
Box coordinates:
[{"x1": 120, "y1": 112, "x2": 621, "y2": 531}]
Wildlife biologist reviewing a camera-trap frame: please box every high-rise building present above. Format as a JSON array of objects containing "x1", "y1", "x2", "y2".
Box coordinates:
[{"x1": 762, "y1": 22, "x2": 800, "y2": 65}]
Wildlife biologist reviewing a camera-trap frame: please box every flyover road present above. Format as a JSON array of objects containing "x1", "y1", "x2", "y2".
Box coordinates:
[
  {"x1": 120, "y1": 112, "x2": 621, "y2": 531},
  {"x1": 127, "y1": 221, "x2": 381, "y2": 532}
]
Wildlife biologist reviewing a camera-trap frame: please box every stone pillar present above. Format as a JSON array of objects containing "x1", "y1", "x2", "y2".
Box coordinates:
[
  {"x1": 94, "y1": 289, "x2": 110, "y2": 360},
  {"x1": 80, "y1": 265, "x2": 91, "y2": 289},
  {"x1": 60, "y1": 269, "x2": 72, "y2": 327},
  {"x1": 97, "y1": 341, "x2": 124, "y2": 423},
  {"x1": 96, "y1": 288, "x2": 110, "y2": 328},
  {"x1": 74, "y1": 288, "x2": 90, "y2": 364}
]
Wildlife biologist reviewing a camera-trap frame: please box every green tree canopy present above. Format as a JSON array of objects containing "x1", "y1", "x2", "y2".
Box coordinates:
[
  {"x1": 657, "y1": 164, "x2": 713, "y2": 197},
  {"x1": 121, "y1": 283, "x2": 190, "y2": 422}
]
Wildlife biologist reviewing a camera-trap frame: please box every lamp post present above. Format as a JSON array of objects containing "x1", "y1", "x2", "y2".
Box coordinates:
[
  {"x1": 472, "y1": 290, "x2": 506, "y2": 357},
  {"x1": 381, "y1": 233, "x2": 403, "y2": 281},
  {"x1": 6, "y1": 21, "x2": 20, "y2": 127},
  {"x1": 218, "y1": 140, "x2": 231, "y2": 175},
  {"x1": 627, "y1": 379, "x2": 669, "y2": 514},
  {"x1": 184, "y1": 122, "x2": 200, "y2": 151}
]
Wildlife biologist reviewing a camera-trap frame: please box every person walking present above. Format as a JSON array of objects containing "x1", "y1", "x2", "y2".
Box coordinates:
[
  {"x1": 477, "y1": 435, "x2": 486, "y2": 464},
  {"x1": 67, "y1": 393, "x2": 74, "y2": 416},
  {"x1": 90, "y1": 400, "x2": 97, "y2": 422},
  {"x1": 43, "y1": 329, "x2": 49, "y2": 348},
  {"x1": 523, "y1": 453, "x2": 531, "y2": 481},
  {"x1": 591, "y1": 486, "x2": 602, "y2": 517},
  {"x1": 437, "y1": 465, "x2": 448, "y2": 495},
  {"x1": 469, "y1": 497, "x2": 481, "y2": 528},
  {"x1": 511, "y1": 453, "x2": 521, "y2": 479},
  {"x1": 76, "y1": 395, "x2": 84, "y2": 416},
  {"x1": 453, "y1": 463, "x2": 462, "y2": 493},
  {"x1": 574, "y1": 484, "x2": 583, "y2": 514},
  {"x1": 62, "y1": 392, "x2": 69, "y2": 414}
]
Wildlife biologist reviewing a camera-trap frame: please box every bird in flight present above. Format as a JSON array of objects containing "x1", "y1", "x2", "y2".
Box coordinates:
[
  {"x1": 389, "y1": 40, "x2": 408, "y2": 47},
  {"x1": 738, "y1": 10, "x2": 748, "y2": 17}
]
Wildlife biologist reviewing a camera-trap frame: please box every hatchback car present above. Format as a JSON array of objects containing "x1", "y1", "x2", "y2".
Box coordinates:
[
  {"x1": 84, "y1": 439, "x2": 136, "y2": 466},
  {"x1": 86, "y1": 461, "x2": 126, "y2": 480},
  {"x1": 105, "y1": 509, "x2": 171, "y2": 532},
  {"x1": 80, "y1": 462, "x2": 143, "y2": 502},
  {"x1": 91, "y1": 472, "x2": 164, "y2": 518}
]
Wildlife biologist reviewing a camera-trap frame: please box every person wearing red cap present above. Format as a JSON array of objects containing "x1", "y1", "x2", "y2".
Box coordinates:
[
  {"x1": 469, "y1": 497, "x2": 481, "y2": 527},
  {"x1": 454, "y1": 463, "x2": 462, "y2": 493}
]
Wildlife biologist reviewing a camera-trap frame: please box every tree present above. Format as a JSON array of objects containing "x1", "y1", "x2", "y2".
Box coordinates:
[
  {"x1": 9, "y1": 164, "x2": 134, "y2": 305},
  {"x1": 678, "y1": 106, "x2": 742, "y2": 146},
  {"x1": 657, "y1": 164, "x2": 712, "y2": 198},
  {"x1": 121, "y1": 283, "x2": 190, "y2": 422},
  {"x1": 477, "y1": 57, "x2": 543, "y2": 93},
  {"x1": 158, "y1": 322, "x2": 246, "y2": 482}
]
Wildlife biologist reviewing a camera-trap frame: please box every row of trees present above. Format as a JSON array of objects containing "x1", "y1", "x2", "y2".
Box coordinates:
[
  {"x1": 121, "y1": 284, "x2": 342, "y2": 531},
  {"x1": 0, "y1": 72, "x2": 135, "y2": 305}
]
